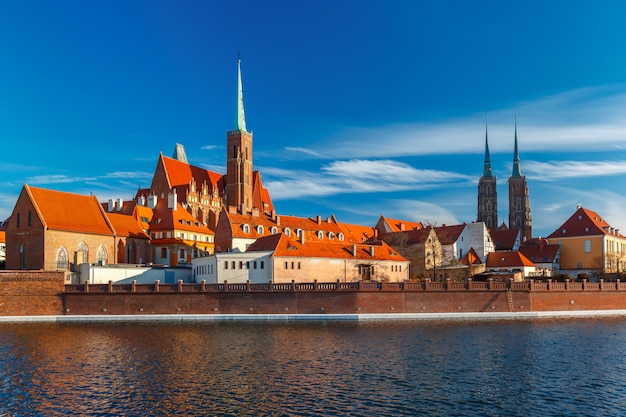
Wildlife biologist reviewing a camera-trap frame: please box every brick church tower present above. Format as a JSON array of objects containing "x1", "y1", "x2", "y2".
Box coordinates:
[
  {"x1": 225, "y1": 57, "x2": 254, "y2": 213},
  {"x1": 477, "y1": 118, "x2": 498, "y2": 229},
  {"x1": 508, "y1": 118, "x2": 532, "y2": 242}
]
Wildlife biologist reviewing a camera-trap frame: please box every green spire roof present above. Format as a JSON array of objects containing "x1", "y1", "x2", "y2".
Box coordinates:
[
  {"x1": 483, "y1": 117, "x2": 493, "y2": 177},
  {"x1": 512, "y1": 117, "x2": 522, "y2": 177},
  {"x1": 235, "y1": 57, "x2": 247, "y2": 132}
]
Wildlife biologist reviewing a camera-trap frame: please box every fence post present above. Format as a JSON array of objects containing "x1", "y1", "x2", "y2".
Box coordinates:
[
  {"x1": 131, "y1": 280, "x2": 137, "y2": 293},
  {"x1": 154, "y1": 280, "x2": 160, "y2": 293},
  {"x1": 108, "y1": 280, "x2": 113, "y2": 292},
  {"x1": 599, "y1": 279, "x2": 604, "y2": 290},
  {"x1": 246, "y1": 280, "x2": 251, "y2": 292},
  {"x1": 445, "y1": 278, "x2": 451, "y2": 290},
  {"x1": 582, "y1": 279, "x2": 586, "y2": 291},
  {"x1": 292, "y1": 279, "x2": 296, "y2": 292},
  {"x1": 313, "y1": 279, "x2": 318, "y2": 291},
  {"x1": 201, "y1": 279, "x2": 206, "y2": 292},
  {"x1": 467, "y1": 278, "x2": 472, "y2": 290},
  {"x1": 84, "y1": 281, "x2": 89, "y2": 293},
  {"x1": 617, "y1": 279, "x2": 621, "y2": 291},
  {"x1": 178, "y1": 280, "x2": 183, "y2": 292},
  {"x1": 336, "y1": 278, "x2": 340, "y2": 291},
  {"x1": 223, "y1": 280, "x2": 228, "y2": 292},
  {"x1": 487, "y1": 278, "x2": 492, "y2": 290}
]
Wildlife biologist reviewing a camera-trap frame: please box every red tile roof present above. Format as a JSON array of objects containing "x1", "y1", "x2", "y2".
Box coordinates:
[
  {"x1": 149, "y1": 198, "x2": 214, "y2": 236},
  {"x1": 486, "y1": 251, "x2": 535, "y2": 268},
  {"x1": 434, "y1": 224, "x2": 466, "y2": 245},
  {"x1": 547, "y1": 206, "x2": 625, "y2": 239},
  {"x1": 489, "y1": 229, "x2": 519, "y2": 251},
  {"x1": 161, "y1": 154, "x2": 222, "y2": 190},
  {"x1": 106, "y1": 213, "x2": 151, "y2": 239},
  {"x1": 377, "y1": 215, "x2": 423, "y2": 233},
  {"x1": 27, "y1": 185, "x2": 114, "y2": 235},
  {"x1": 247, "y1": 233, "x2": 407, "y2": 261},
  {"x1": 519, "y1": 238, "x2": 560, "y2": 263}
]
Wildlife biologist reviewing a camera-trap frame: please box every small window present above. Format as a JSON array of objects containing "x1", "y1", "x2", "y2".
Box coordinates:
[
  {"x1": 254, "y1": 261, "x2": 257, "y2": 269},
  {"x1": 224, "y1": 261, "x2": 229, "y2": 269},
  {"x1": 284, "y1": 261, "x2": 288, "y2": 269},
  {"x1": 257, "y1": 225, "x2": 264, "y2": 234},
  {"x1": 260, "y1": 261, "x2": 264, "y2": 269},
  {"x1": 271, "y1": 226, "x2": 278, "y2": 235},
  {"x1": 317, "y1": 231, "x2": 324, "y2": 239},
  {"x1": 243, "y1": 224, "x2": 250, "y2": 233},
  {"x1": 239, "y1": 261, "x2": 243, "y2": 269},
  {"x1": 584, "y1": 240, "x2": 591, "y2": 253},
  {"x1": 16, "y1": 213, "x2": 20, "y2": 228},
  {"x1": 231, "y1": 261, "x2": 236, "y2": 269},
  {"x1": 284, "y1": 228, "x2": 291, "y2": 236},
  {"x1": 328, "y1": 232, "x2": 334, "y2": 240},
  {"x1": 161, "y1": 248, "x2": 167, "y2": 258},
  {"x1": 28, "y1": 211, "x2": 32, "y2": 226},
  {"x1": 338, "y1": 233, "x2": 344, "y2": 241}
]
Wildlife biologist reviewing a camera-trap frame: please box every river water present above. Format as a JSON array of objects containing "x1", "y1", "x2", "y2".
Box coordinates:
[{"x1": 0, "y1": 317, "x2": 625, "y2": 416}]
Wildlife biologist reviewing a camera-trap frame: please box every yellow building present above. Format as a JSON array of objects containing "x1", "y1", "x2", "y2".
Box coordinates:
[{"x1": 548, "y1": 206, "x2": 626, "y2": 276}]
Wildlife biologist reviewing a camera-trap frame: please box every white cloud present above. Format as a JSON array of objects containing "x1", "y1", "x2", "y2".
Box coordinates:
[
  {"x1": 284, "y1": 147, "x2": 323, "y2": 157},
  {"x1": 264, "y1": 160, "x2": 471, "y2": 200},
  {"x1": 525, "y1": 160, "x2": 626, "y2": 180},
  {"x1": 289, "y1": 85, "x2": 626, "y2": 160}
]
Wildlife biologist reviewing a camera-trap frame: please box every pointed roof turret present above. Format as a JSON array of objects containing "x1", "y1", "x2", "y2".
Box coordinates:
[
  {"x1": 512, "y1": 116, "x2": 522, "y2": 177},
  {"x1": 235, "y1": 55, "x2": 247, "y2": 132},
  {"x1": 483, "y1": 117, "x2": 493, "y2": 177}
]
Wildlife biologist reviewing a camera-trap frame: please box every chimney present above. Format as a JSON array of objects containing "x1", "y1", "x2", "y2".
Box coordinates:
[
  {"x1": 400, "y1": 223, "x2": 405, "y2": 231},
  {"x1": 116, "y1": 198, "x2": 123, "y2": 212},
  {"x1": 147, "y1": 194, "x2": 157, "y2": 209},
  {"x1": 300, "y1": 231, "x2": 305, "y2": 244},
  {"x1": 228, "y1": 205, "x2": 237, "y2": 214},
  {"x1": 168, "y1": 190, "x2": 177, "y2": 210},
  {"x1": 251, "y1": 207, "x2": 259, "y2": 217},
  {"x1": 317, "y1": 215, "x2": 321, "y2": 225},
  {"x1": 351, "y1": 245, "x2": 357, "y2": 257},
  {"x1": 108, "y1": 199, "x2": 115, "y2": 212},
  {"x1": 369, "y1": 246, "x2": 375, "y2": 257},
  {"x1": 276, "y1": 215, "x2": 280, "y2": 226}
]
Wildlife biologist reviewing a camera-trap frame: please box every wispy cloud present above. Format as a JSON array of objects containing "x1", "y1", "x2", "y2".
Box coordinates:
[
  {"x1": 525, "y1": 160, "x2": 626, "y2": 180},
  {"x1": 283, "y1": 85, "x2": 626, "y2": 160},
  {"x1": 202, "y1": 145, "x2": 221, "y2": 150},
  {"x1": 100, "y1": 171, "x2": 153, "y2": 180},
  {"x1": 264, "y1": 159, "x2": 471, "y2": 200}
]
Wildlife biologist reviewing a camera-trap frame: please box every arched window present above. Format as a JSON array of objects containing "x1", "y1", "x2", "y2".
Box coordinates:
[
  {"x1": 77, "y1": 242, "x2": 88, "y2": 264},
  {"x1": 270, "y1": 226, "x2": 278, "y2": 235},
  {"x1": 97, "y1": 246, "x2": 108, "y2": 265},
  {"x1": 243, "y1": 224, "x2": 250, "y2": 233},
  {"x1": 328, "y1": 232, "x2": 334, "y2": 240},
  {"x1": 284, "y1": 228, "x2": 291, "y2": 237},
  {"x1": 19, "y1": 243, "x2": 26, "y2": 269},
  {"x1": 338, "y1": 233, "x2": 344, "y2": 241},
  {"x1": 56, "y1": 247, "x2": 69, "y2": 270},
  {"x1": 257, "y1": 225, "x2": 264, "y2": 234},
  {"x1": 317, "y1": 231, "x2": 324, "y2": 239}
]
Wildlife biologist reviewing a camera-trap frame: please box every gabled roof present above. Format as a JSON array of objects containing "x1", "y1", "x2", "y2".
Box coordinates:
[
  {"x1": 25, "y1": 185, "x2": 114, "y2": 235},
  {"x1": 547, "y1": 206, "x2": 625, "y2": 239},
  {"x1": 337, "y1": 222, "x2": 377, "y2": 244},
  {"x1": 251, "y1": 171, "x2": 274, "y2": 213},
  {"x1": 221, "y1": 210, "x2": 346, "y2": 242},
  {"x1": 106, "y1": 212, "x2": 151, "y2": 239},
  {"x1": 405, "y1": 227, "x2": 437, "y2": 245},
  {"x1": 486, "y1": 251, "x2": 535, "y2": 268},
  {"x1": 376, "y1": 215, "x2": 423, "y2": 233},
  {"x1": 434, "y1": 224, "x2": 466, "y2": 245},
  {"x1": 519, "y1": 238, "x2": 560, "y2": 264},
  {"x1": 149, "y1": 198, "x2": 214, "y2": 235},
  {"x1": 160, "y1": 154, "x2": 222, "y2": 191},
  {"x1": 489, "y1": 228, "x2": 519, "y2": 251},
  {"x1": 247, "y1": 234, "x2": 408, "y2": 261},
  {"x1": 460, "y1": 247, "x2": 482, "y2": 265}
]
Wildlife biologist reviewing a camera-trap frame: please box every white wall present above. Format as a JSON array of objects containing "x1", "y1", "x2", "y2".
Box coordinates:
[
  {"x1": 78, "y1": 263, "x2": 192, "y2": 284},
  {"x1": 457, "y1": 222, "x2": 494, "y2": 262},
  {"x1": 192, "y1": 251, "x2": 273, "y2": 283}
]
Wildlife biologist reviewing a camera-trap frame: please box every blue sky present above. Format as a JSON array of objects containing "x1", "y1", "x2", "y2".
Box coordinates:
[{"x1": 2, "y1": 1, "x2": 626, "y2": 238}]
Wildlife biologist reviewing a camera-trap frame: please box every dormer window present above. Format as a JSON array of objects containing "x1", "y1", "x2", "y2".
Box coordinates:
[
  {"x1": 284, "y1": 228, "x2": 291, "y2": 236},
  {"x1": 154, "y1": 218, "x2": 162, "y2": 224},
  {"x1": 338, "y1": 233, "x2": 344, "y2": 241},
  {"x1": 243, "y1": 224, "x2": 250, "y2": 233},
  {"x1": 562, "y1": 229, "x2": 566, "y2": 234},
  {"x1": 297, "y1": 229, "x2": 304, "y2": 240},
  {"x1": 317, "y1": 231, "x2": 324, "y2": 239},
  {"x1": 271, "y1": 226, "x2": 278, "y2": 235},
  {"x1": 257, "y1": 225, "x2": 264, "y2": 234},
  {"x1": 328, "y1": 232, "x2": 334, "y2": 240}
]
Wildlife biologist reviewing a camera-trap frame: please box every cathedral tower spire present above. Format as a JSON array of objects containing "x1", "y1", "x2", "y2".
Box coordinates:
[
  {"x1": 226, "y1": 54, "x2": 254, "y2": 213},
  {"x1": 235, "y1": 54, "x2": 247, "y2": 132},
  {"x1": 508, "y1": 116, "x2": 532, "y2": 242},
  {"x1": 477, "y1": 117, "x2": 497, "y2": 228}
]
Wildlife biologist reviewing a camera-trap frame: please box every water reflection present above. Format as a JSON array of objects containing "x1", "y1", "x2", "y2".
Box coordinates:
[{"x1": 0, "y1": 318, "x2": 625, "y2": 416}]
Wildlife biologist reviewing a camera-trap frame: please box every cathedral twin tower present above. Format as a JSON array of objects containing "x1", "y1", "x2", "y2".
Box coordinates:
[{"x1": 477, "y1": 118, "x2": 532, "y2": 242}]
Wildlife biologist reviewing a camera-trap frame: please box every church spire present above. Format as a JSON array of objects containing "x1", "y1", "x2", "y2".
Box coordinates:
[
  {"x1": 235, "y1": 54, "x2": 247, "y2": 132},
  {"x1": 511, "y1": 116, "x2": 522, "y2": 177},
  {"x1": 483, "y1": 117, "x2": 493, "y2": 177}
]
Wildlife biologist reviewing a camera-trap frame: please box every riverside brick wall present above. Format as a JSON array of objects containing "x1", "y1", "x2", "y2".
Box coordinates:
[
  {"x1": 2, "y1": 272, "x2": 626, "y2": 316},
  {"x1": 0, "y1": 271, "x2": 65, "y2": 315}
]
